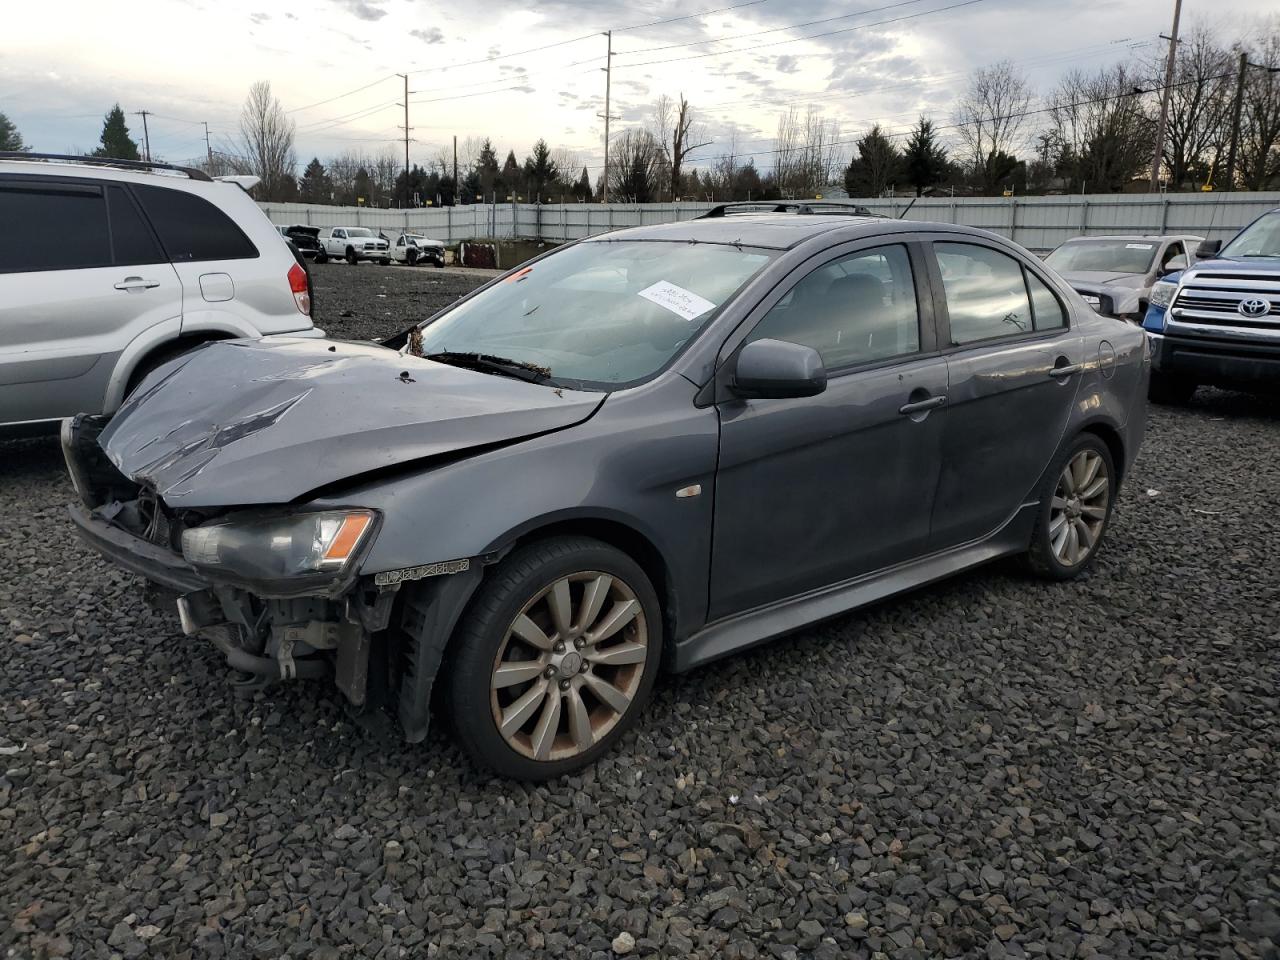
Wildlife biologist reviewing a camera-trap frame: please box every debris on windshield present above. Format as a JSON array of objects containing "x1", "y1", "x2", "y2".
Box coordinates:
[
  {"x1": 407, "y1": 328, "x2": 425, "y2": 358},
  {"x1": 397, "y1": 370, "x2": 416, "y2": 383}
]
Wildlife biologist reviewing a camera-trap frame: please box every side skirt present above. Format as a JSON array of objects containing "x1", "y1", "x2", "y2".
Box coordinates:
[{"x1": 672, "y1": 502, "x2": 1038, "y2": 673}]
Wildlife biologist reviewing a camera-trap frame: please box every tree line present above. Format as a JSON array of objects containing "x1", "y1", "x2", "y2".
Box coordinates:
[{"x1": 5, "y1": 18, "x2": 1277, "y2": 203}]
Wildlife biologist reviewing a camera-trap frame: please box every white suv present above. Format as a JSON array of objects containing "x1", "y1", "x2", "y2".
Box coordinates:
[
  {"x1": 0, "y1": 153, "x2": 324, "y2": 433},
  {"x1": 319, "y1": 227, "x2": 391, "y2": 265}
]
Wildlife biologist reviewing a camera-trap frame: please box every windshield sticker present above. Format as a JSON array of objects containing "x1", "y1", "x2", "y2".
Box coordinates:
[
  {"x1": 638, "y1": 281, "x2": 716, "y2": 321},
  {"x1": 1125, "y1": 243, "x2": 1154, "y2": 250}
]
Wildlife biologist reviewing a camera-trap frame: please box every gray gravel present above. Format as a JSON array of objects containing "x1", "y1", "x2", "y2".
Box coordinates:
[{"x1": 2, "y1": 265, "x2": 1278, "y2": 958}]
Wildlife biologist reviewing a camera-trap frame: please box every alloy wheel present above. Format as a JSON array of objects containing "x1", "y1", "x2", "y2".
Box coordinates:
[
  {"x1": 1049, "y1": 449, "x2": 1110, "y2": 566},
  {"x1": 489, "y1": 572, "x2": 648, "y2": 762}
]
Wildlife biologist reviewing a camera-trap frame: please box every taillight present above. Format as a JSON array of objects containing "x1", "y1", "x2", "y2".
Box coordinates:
[{"x1": 287, "y1": 262, "x2": 311, "y2": 316}]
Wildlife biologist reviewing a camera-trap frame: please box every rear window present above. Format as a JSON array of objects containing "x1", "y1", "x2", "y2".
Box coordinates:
[
  {"x1": 133, "y1": 184, "x2": 258, "y2": 262},
  {"x1": 0, "y1": 181, "x2": 110, "y2": 273}
]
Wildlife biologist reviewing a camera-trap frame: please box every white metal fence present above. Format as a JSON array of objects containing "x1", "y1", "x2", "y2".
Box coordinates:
[{"x1": 261, "y1": 192, "x2": 1280, "y2": 253}]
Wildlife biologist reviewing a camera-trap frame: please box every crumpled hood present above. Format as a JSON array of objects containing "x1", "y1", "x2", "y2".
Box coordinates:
[
  {"x1": 100, "y1": 338, "x2": 605, "y2": 509},
  {"x1": 1058, "y1": 270, "x2": 1146, "y2": 288}
]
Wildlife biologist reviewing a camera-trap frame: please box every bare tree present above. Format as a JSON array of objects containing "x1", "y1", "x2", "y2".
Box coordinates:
[
  {"x1": 1237, "y1": 20, "x2": 1280, "y2": 190},
  {"x1": 711, "y1": 129, "x2": 742, "y2": 200},
  {"x1": 772, "y1": 106, "x2": 803, "y2": 197},
  {"x1": 953, "y1": 61, "x2": 1034, "y2": 192},
  {"x1": 1048, "y1": 64, "x2": 1154, "y2": 192},
  {"x1": 1149, "y1": 24, "x2": 1234, "y2": 188},
  {"x1": 237, "y1": 81, "x2": 296, "y2": 201},
  {"x1": 773, "y1": 106, "x2": 840, "y2": 197},
  {"x1": 653, "y1": 94, "x2": 711, "y2": 200}
]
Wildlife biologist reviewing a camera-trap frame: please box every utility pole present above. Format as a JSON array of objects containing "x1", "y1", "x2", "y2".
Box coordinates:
[
  {"x1": 453, "y1": 134, "x2": 458, "y2": 204},
  {"x1": 1148, "y1": 0, "x2": 1183, "y2": 191},
  {"x1": 397, "y1": 73, "x2": 412, "y2": 207},
  {"x1": 1224, "y1": 52, "x2": 1248, "y2": 192},
  {"x1": 202, "y1": 121, "x2": 213, "y2": 168},
  {"x1": 133, "y1": 110, "x2": 152, "y2": 162},
  {"x1": 596, "y1": 30, "x2": 616, "y2": 204}
]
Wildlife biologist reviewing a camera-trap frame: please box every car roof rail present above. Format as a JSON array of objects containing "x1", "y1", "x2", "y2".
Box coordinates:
[
  {"x1": 0, "y1": 151, "x2": 214, "y2": 182},
  {"x1": 697, "y1": 199, "x2": 883, "y2": 219}
]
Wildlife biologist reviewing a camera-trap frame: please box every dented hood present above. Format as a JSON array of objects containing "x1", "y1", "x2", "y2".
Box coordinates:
[{"x1": 100, "y1": 338, "x2": 605, "y2": 508}]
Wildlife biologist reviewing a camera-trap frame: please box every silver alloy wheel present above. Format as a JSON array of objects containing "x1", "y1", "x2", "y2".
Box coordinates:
[
  {"x1": 1049, "y1": 449, "x2": 1110, "y2": 566},
  {"x1": 489, "y1": 571, "x2": 648, "y2": 762}
]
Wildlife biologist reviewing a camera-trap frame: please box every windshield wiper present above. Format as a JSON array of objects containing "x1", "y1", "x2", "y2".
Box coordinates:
[{"x1": 423, "y1": 351, "x2": 554, "y2": 384}]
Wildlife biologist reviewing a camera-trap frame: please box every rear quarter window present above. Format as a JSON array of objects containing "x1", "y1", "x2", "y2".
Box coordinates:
[{"x1": 132, "y1": 184, "x2": 258, "y2": 262}]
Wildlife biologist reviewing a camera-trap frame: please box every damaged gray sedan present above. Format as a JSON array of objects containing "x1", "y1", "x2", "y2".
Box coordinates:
[{"x1": 65, "y1": 204, "x2": 1149, "y2": 779}]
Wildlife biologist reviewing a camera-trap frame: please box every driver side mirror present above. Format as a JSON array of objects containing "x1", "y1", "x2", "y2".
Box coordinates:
[
  {"x1": 1163, "y1": 254, "x2": 1188, "y2": 273},
  {"x1": 731, "y1": 338, "x2": 827, "y2": 400},
  {"x1": 1195, "y1": 239, "x2": 1221, "y2": 258}
]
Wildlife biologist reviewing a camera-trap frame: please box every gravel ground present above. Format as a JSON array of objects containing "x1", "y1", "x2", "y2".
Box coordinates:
[{"x1": 2, "y1": 265, "x2": 1278, "y2": 959}]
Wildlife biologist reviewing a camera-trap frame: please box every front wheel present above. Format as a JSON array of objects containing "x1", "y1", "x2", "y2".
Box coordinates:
[
  {"x1": 1149, "y1": 370, "x2": 1196, "y2": 404},
  {"x1": 380, "y1": 258, "x2": 391, "y2": 266},
  {"x1": 314, "y1": 249, "x2": 328, "y2": 264},
  {"x1": 405, "y1": 248, "x2": 418, "y2": 266},
  {"x1": 1024, "y1": 434, "x2": 1116, "y2": 581},
  {"x1": 345, "y1": 246, "x2": 358, "y2": 265},
  {"x1": 445, "y1": 537, "x2": 662, "y2": 779}
]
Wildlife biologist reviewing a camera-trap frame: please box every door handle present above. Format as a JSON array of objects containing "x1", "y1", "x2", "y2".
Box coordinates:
[
  {"x1": 1048, "y1": 362, "x2": 1082, "y2": 379},
  {"x1": 114, "y1": 277, "x2": 160, "y2": 292},
  {"x1": 899, "y1": 394, "x2": 947, "y2": 415}
]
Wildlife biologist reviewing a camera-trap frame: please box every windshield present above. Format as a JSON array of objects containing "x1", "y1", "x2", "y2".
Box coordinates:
[
  {"x1": 346, "y1": 227, "x2": 375, "y2": 238},
  {"x1": 1221, "y1": 212, "x2": 1280, "y2": 258},
  {"x1": 1045, "y1": 239, "x2": 1157, "y2": 274},
  {"x1": 413, "y1": 240, "x2": 774, "y2": 388}
]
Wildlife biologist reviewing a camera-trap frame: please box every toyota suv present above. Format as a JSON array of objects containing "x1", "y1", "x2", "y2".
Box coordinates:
[
  {"x1": 0, "y1": 153, "x2": 323, "y2": 433},
  {"x1": 1143, "y1": 209, "x2": 1279, "y2": 402}
]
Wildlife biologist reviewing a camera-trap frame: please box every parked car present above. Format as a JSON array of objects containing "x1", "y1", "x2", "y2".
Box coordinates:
[
  {"x1": 391, "y1": 232, "x2": 445, "y2": 267},
  {"x1": 1142, "y1": 209, "x2": 1280, "y2": 402},
  {"x1": 276, "y1": 224, "x2": 327, "y2": 263},
  {"x1": 65, "y1": 204, "x2": 1148, "y2": 778},
  {"x1": 1044, "y1": 234, "x2": 1202, "y2": 323},
  {"x1": 0, "y1": 152, "x2": 323, "y2": 434},
  {"x1": 320, "y1": 226, "x2": 391, "y2": 265}
]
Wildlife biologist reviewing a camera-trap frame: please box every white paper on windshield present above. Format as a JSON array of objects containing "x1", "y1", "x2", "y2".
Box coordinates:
[
  {"x1": 638, "y1": 281, "x2": 716, "y2": 321},
  {"x1": 1125, "y1": 243, "x2": 1154, "y2": 250}
]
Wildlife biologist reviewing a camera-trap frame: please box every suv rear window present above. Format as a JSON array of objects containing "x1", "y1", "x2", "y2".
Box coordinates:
[
  {"x1": 0, "y1": 181, "x2": 110, "y2": 273},
  {"x1": 133, "y1": 184, "x2": 258, "y2": 262}
]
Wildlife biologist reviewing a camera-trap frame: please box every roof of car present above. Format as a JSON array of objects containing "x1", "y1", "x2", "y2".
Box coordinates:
[
  {"x1": 1058, "y1": 234, "x2": 1203, "y2": 242},
  {"x1": 590, "y1": 213, "x2": 911, "y2": 250}
]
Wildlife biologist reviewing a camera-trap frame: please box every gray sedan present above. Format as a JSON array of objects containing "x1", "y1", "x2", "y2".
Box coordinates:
[
  {"x1": 1045, "y1": 234, "x2": 1202, "y2": 322},
  {"x1": 65, "y1": 204, "x2": 1149, "y2": 778}
]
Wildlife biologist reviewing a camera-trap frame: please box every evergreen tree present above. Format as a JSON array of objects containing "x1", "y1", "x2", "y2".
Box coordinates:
[
  {"x1": 522, "y1": 139, "x2": 558, "y2": 202},
  {"x1": 499, "y1": 149, "x2": 522, "y2": 199},
  {"x1": 843, "y1": 125, "x2": 901, "y2": 197},
  {"x1": 902, "y1": 117, "x2": 949, "y2": 197},
  {"x1": 573, "y1": 166, "x2": 592, "y2": 201},
  {"x1": 0, "y1": 112, "x2": 26, "y2": 151},
  {"x1": 298, "y1": 157, "x2": 332, "y2": 203},
  {"x1": 93, "y1": 105, "x2": 141, "y2": 161},
  {"x1": 475, "y1": 138, "x2": 500, "y2": 198},
  {"x1": 734, "y1": 160, "x2": 762, "y2": 200},
  {"x1": 353, "y1": 167, "x2": 371, "y2": 204}
]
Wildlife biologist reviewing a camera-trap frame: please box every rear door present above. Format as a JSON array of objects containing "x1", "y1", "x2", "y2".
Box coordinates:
[
  {"x1": 0, "y1": 177, "x2": 181, "y2": 424},
  {"x1": 924, "y1": 237, "x2": 1083, "y2": 550}
]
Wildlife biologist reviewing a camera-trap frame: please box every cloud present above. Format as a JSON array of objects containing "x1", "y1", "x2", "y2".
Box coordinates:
[
  {"x1": 410, "y1": 27, "x2": 444, "y2": 43},
  {"x1": 776, "y1": 55, "x2": 799, "y2": 74},
  {"x1": 330, "y1": 0, "x2": 387, "y2": 21}
]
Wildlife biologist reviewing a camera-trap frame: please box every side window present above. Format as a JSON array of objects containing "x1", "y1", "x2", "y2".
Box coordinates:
[
  {"x1": 334, "y1": 229, "x2": 346, "y2": 239},
  {"x1": 746, "y1": 244, "x2": 920, "y2": 370},
  {"x1": 1159, "y1": 242, "x2": 1184, "y2": 271},
  {"x1": 132, "y1": 184, "x2": 258, "y2": 262},
  {"x1": 0, "y1": 181, "x2": 110, "y2": 273},
  {"x1": 935, "y1": 242, "x2": 1033, "y2": 344},
  {"x1": 106, "y1": 186, "x2": 163, "y2": 266},
  {"x1": 1025, "y1": 269, "x2": 1067, "y2": 330}
]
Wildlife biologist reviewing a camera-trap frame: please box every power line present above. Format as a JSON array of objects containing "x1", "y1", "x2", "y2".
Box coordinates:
[
  {"x1": 613, "y1": 0, "x2": 774, "y2": 32},
  {"x1": 287, "y1": 75, "x2": 398, "y2": 114}
]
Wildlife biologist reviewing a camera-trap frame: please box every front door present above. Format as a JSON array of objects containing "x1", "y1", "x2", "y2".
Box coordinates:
[
  {"x1": 709, "y1": 241, "x2": 949, "y2": 621},
  {"x1": 924, "y1": 239, "x2": 1084, "y2": 550}
]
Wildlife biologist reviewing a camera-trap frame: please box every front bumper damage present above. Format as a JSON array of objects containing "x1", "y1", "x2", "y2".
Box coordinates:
[{"x1": 62, "y1": 415, "x2": 479, "y2": 738}]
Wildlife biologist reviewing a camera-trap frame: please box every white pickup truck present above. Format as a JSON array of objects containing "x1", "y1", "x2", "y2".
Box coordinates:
[{"x1": 319, "y1": 227, "x2": 391, "y2": 265}]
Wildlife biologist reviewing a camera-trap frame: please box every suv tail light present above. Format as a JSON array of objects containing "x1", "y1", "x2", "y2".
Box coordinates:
[{"x1": 287, "y1": 262, "x2": 311, "y2": 316}]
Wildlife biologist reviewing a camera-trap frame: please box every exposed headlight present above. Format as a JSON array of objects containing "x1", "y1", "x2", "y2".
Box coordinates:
[
  {"x1": 1149, "y1": 280, "x2": 1177, "y2": 309},
  {"x1": 1080, "y1": 294, "x2": 1102, "y2": 310},
  {"x1": 181, "y1": 510, "x2": 376, "y2": 587}
]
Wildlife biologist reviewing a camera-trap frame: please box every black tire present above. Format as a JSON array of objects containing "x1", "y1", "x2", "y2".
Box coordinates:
[
  {"x1": 1149, "y1": 370, "x2": 1196, "y2": 404},
  {"x1": 380, "y1": 258, "x2": 391, "y2": 266},
  {"x1": 315, "y1": 249, "x2": 328, "y2": 265},
  {"x1": 345, "y1": 246, "x2": 358, "y2": 265},
  {"x1": 123, "y1": 340, "x2": 210, "y2": 402},
  {"x1": 1024, "y1": 432, "x2": 1116, "y2": 581},
  {"x1": 405, "y1": 247, "x2": 418, "y2": 266},
  {"x1": 435, "y1": 259, "x2": 445, "y2": 268},
  {"x1": 445, "y1": 536, "x2": 662, "y2": 780}
]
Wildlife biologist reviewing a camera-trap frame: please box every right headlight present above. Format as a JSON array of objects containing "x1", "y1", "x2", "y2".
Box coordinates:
[{"x1": 1149, "y1": 280, "x2": 1177, "y2": 309}]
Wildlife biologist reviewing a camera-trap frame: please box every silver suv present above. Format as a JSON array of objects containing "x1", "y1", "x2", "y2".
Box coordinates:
[{"x1": 0, "y1": 153, "x2": 324, "y2": 433}]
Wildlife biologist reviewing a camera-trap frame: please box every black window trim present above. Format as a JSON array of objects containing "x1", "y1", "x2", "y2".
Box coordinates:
[
  {"x1": 713, "y1": 235, "x2": 943, "y2": 396},
  {"x1": 104, "y1": 183, "x2": 166, "y2": 268},
  {"x1": 921, "y1": 234, "x2": 1073, "y2": 355}
]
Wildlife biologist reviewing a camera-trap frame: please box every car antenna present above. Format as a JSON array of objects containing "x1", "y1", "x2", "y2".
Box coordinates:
[{"x1": 899, "y1": 196, "x2": 919, "y2": 219}]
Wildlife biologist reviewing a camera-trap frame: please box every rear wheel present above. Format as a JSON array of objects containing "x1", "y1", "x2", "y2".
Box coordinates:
[
  {"x1": 445, "y1": 537, "x2": 661, "y2": 779},
  {"x1": 1025, "y1": 433, "x2": 1115, "y2": 581},
  {"x1": 1149, "y1": 370, "x2": 1196, "y2": 404}
]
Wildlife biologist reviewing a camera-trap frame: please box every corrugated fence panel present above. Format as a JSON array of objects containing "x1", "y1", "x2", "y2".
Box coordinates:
[{"x1": 260, "y1": 193, "x2": 1280, "y2": 253}]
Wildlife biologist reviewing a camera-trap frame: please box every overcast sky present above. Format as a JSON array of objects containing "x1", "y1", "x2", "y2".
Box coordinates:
[{"x1": 2, "y1": 0, "x2": 1272, "y2": 176}]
